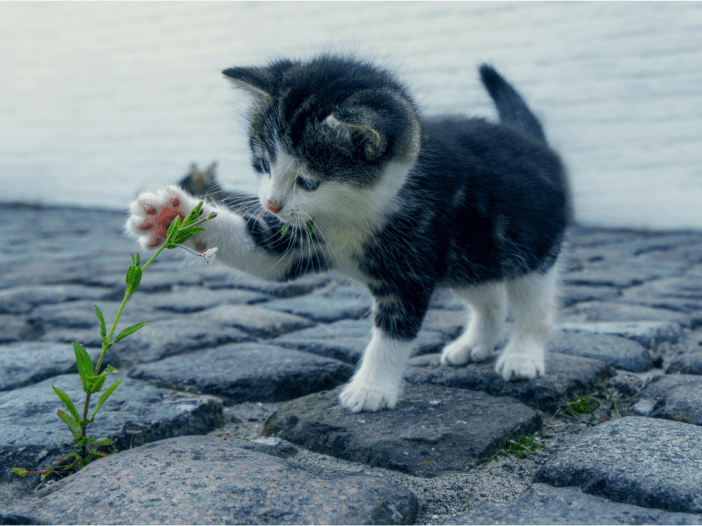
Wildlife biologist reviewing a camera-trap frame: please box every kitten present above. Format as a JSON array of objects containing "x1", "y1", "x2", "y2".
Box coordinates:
[{"x1": 126, "y1": 54, "x2": 571, "y2": 413}]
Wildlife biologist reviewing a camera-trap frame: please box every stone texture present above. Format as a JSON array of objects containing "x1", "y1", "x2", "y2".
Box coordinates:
[
  {"x1": 0, "y1": 285, "x2": 114, "y2": 315},
  {"x1": 9, "y1": 436, "x2": 418, "y2": 525},
  {"x1": 262, "y1": 296, "x2": 371, "y2": 323},
  {"x1": 405, "y1": 352, "x2": 615, "y2": 413},
  {"x1": 128, "y1": 343, "x2": 353, "y2": 404},
  {"x1": 144, "y1": 286, "x2": 270, "y2": 313},
  {"x1": 547, "y1": 329, "x2": 652, "y2": 372},
  {"x1": 561, "y1": 302, "x2": 699, "y2": 327},
  {"x1": 0, "y1": 342, "x2": 101, "y2": 392},
  {"x1": 189, "y1": 304, "x2": 315, "y2": 338},
  {"x1": 534, "y1": 417, "x2": 702, "y2": 513},
  {"x1": 446, "y1": 483, "x2": 702, "y2": 525},
  {"x1": 1, "y1": 375, "x2": 223, "y2": 487},
  {"x1": 273, "y1": 319, "x2": 448, "y2": 365},
  {"x1": 100, "y1": 318, "x2": 253, "y2": 369},
  {"x1": 668, "y1": 351, "x2": 702, "y2": 375},
  {"x1": 558, "y1": 321, "x2": 683, "y2": 349},
  {"x1": 263, "y1": 384, "x2": 542, "y2": 477},
  {"x1": 634, "y1": 374, "x2": 702, "y2": 425}
]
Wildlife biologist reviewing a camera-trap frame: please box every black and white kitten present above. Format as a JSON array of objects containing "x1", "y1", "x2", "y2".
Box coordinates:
[{"x1": 127, "y1": 54, "x2": 571, "y2": 413}]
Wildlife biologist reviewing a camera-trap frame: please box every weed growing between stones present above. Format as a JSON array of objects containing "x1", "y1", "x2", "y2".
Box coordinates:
[
  {"x1": 566, "y1": 396, "x2": 599, "y2": 416},
  {"x1": 12, "y1": 202, "x2": 216, "y2": 484},
  {"x1": 486, "y1": 435, "x2": 541, "y2": 468}
]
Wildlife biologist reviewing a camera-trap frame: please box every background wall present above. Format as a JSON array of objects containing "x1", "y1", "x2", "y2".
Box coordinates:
[{"x1": 1, "y1": 2, "x2": 700, "y2": 230}]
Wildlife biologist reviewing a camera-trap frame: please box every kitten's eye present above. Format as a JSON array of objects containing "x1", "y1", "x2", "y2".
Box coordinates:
[
  {"x1": 296, "y1": 177, "x2": 320, "y2": 191},
  {"x1": 261, "y1": 159, "x2": 271, "y2": 175}
]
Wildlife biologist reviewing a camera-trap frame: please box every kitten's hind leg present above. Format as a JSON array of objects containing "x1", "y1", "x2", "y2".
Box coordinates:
[
  {"x1": 440, "y1": 282, "x2": 507, "y2": 366},
  {"x1": 496, "y1": 264, "x2": 559, "y2": 380}
]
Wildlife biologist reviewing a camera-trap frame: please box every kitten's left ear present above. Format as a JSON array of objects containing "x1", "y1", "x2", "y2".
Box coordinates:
[
  {"x1": 222, "y1": 67, "x2": 274, "y2": 99},
  {"x1": 223, "y1": 59, "x2": 297, "y2": 100}
]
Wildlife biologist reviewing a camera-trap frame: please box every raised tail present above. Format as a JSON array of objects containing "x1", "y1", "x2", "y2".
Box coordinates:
[{"x1": 479, "y1": 64, "x2": 547, "y2": 144}]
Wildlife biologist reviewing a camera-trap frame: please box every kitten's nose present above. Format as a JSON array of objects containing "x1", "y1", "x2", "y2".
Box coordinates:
[{"x1": 267, "y1": 201, "x2": 282, "y2": 213}]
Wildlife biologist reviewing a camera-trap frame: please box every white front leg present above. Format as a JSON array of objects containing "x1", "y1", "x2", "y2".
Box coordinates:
[
  {"x1": 125, "y1": 186, "x2": 293, "y2": 281},
  {"x1": 339, "y1": 327, "x2": 414, "y2": 413}
]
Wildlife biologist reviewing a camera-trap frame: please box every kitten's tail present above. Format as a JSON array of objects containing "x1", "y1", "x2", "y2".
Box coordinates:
[{"x1": 479, "y1": 64, "x2": 547, "y2": 145}]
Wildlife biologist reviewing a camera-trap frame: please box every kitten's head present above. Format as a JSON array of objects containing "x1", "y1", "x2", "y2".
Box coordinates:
[{"x1": 222, "y1": 54, "x2": 421, "y2": 227}]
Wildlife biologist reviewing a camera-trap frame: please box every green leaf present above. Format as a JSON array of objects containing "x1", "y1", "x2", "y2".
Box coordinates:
[
  {"x1": 52, "y1": 385, "x2": 81, "y2": 422},
  {"x1": 40, "y1": 473, "x2": 48, "y2": 481},
  {"x1": 306, "y1": 220, "x2": 314, "y2": 240},
  {"x1": 125, "y1": 264, "x2": 142, "y2": 294},
  {"x1": 281, "y1": 224, "x2": 288, "y2": 235},
  {"x1": 93, "y1": 305, "x2": 106, "y2": 340},
  {"x1": 113, "y1": 321, "x2": 148, "y2": 343},
  {"x1": 172, "y1": 226, "x2": 205, "y2": 246},
  {"x1": 183, "y1": 201, "x2": 203, "y2": 226},
  {"x1": 165, "y1": 214, "x2": 182, "y2": 241},
  {"x1": 85, "y1": 372, "x2": 107, "y2": 394},
  {"x1": 12, "y1": 467, "x2": 28, "y2": 477},
  {"x1": 88, "y1": 379, "x2": 122, "y2": 423},
  {"x1": 104, "y1": 365, "x2": 117, "y2": 374},
  {"x1": 94, "y1": 438, "x2": 114, "y2": 448},
  {"x1": 73, "y1": 342, "x2": 95, "y2": 392},
  {"x1": 57, "y1": 410, "x2": 83, "y2": 440}
]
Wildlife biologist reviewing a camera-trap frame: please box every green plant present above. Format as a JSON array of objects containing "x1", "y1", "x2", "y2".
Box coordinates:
[
  {"x1": 13, "y1": 202, "x2": 216, "y2": 483},
  {"x1": 567, "y1": 396, "x2": 599, "y2": 416},
  {"x1": 281, "y1": 220, "x2": 315, "y2": 239}
]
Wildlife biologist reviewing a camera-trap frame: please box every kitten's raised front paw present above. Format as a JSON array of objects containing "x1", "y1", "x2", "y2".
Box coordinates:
[
  {"x1": 495, "y1": 349, "x2": 545, "y2": 381},
  {"x1": 126, "y1": 186, "x2": 199, "y2": 250},
  {"x1": 440, "y1": 340, "x2": 492, "y2": 366},
  {"x1": 339, "y1": 380, "x2": 399, "y2": 413}
]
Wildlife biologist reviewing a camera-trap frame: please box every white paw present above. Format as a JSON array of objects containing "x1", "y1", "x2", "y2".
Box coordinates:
[
  {"x1": 126, "y1": 186, "x2": 202, "y2": 250},
  {"x1": 440, "y1": 339, "x2": 493, "y2": 366},
  {"x1": 495, "y1": 350, "x2": 545, "y2": 381},
  {"x1": 339, "y1": 380, "x2": 399, "y2": 413}
]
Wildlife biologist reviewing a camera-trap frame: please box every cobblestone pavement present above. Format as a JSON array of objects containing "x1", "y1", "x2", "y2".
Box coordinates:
[{"x1": 2, "y1": 202, "x2": 702, "y2": 524}]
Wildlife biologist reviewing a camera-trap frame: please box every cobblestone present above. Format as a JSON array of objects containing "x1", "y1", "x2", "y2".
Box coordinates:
[{"x1": 2, "y1": 203, "x2": 702, "y2": 524}]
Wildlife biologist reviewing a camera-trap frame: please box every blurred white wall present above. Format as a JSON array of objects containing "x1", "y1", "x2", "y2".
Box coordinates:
[{"x1": 1, "y1": 2, "x2": 701, "y2": 230}]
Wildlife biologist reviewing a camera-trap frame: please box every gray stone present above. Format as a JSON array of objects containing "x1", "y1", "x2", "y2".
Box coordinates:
[
  {"x1": 534, "y1": 417, "x2": 702, "y2": 513},
  {"x1": 128, "y1": 343, "x2": 353, "y2": 404},
  {"x1": 263, "y1": 383, "x2": 542, "y2": 477},
  {"x1": 207, "y1": 270, "x2": 333, "y2": 298},
  {"x1": 272, "y1": 318, "x2": 449, "y2": 365},
  {"x1": 262, "y1": 295, "x2": 371, "y2": 323},
  {"x1": 563, "y1": 268, "x2": 652, "y2": 288},
  {"x1": 0, "y1": 375, "x2": 223, "y2": 487},
  {"x1": 189, "y1": 304, "x2": 315, "y2": 338},
  {"x1": 635, "y1": 374, "x2": 702, "y2": 426},
  {"x1": 144, "y1": 286, "x2": 269, "y2": 313},
  {"x1": 0, "y1": 314, "x2": 33, "y2": 343},
  {"x1": 272, "y1": 319, "x2": 372, "y2": 364},
  {"x1": 405, "y1": 352, "x2": 614, "y2": 413},
  {"x1": 561, "y1": 284, "x2": 621, "y2": 307},
  {"x1": 11, "y1": 435, "x2": 418, "y2": 525},
  {"x1": 0, "y1": 342, "x2": 101, "y2": 392},
  {"x1": 100, "y1": 318, "x2": 253, "y2": 369},
  {"x1": 561, "y1": 302, "x2": 700, "y2": 327},
  {"x1": 558, "y1": 320, "x2": 682, "y2": 349},
  {"x1": 446, "y1": 483, "x2": 702, "y2": 525},
  {"x1": 668, "y1": 351, "x2": 702, "y2": 375},
  {"x1": 547, "y1": 329, "x2": 652, "y2": 372},
  {"x1": 0, "y1": 285, "x2": 114, "y2": 315},
  {"x1": 28, "y1": 299, "x2": 171, "y2": 331}
]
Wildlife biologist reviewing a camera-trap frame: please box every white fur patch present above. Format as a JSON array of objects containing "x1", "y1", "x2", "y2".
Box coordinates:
[{"x1": 339, "y1": 327, "x2": 414, "y2": 413}]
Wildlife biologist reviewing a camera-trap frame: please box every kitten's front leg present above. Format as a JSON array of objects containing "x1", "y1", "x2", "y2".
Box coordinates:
[
  {"x1": 125, "y1": 186, "x2": 303, "y2": 281},
  {"x1": 339, "y1": 327, "x2": 414, "y2": 413}
]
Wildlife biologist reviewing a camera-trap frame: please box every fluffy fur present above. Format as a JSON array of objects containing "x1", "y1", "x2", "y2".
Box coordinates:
[{"x1": 126, "y1": 54, "x2": 571, "y2": 412}]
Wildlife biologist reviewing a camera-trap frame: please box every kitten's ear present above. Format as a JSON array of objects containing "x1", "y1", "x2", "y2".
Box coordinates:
[
  {"x1": 222, "y1": 67, "x2": 274, "y2": 99},
  {"x1": 323, "y1": 112, "x2": 387, "y2": 162},
  {"x1": 205, "y1": 161, "x2": 217, "y2": 175}
]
